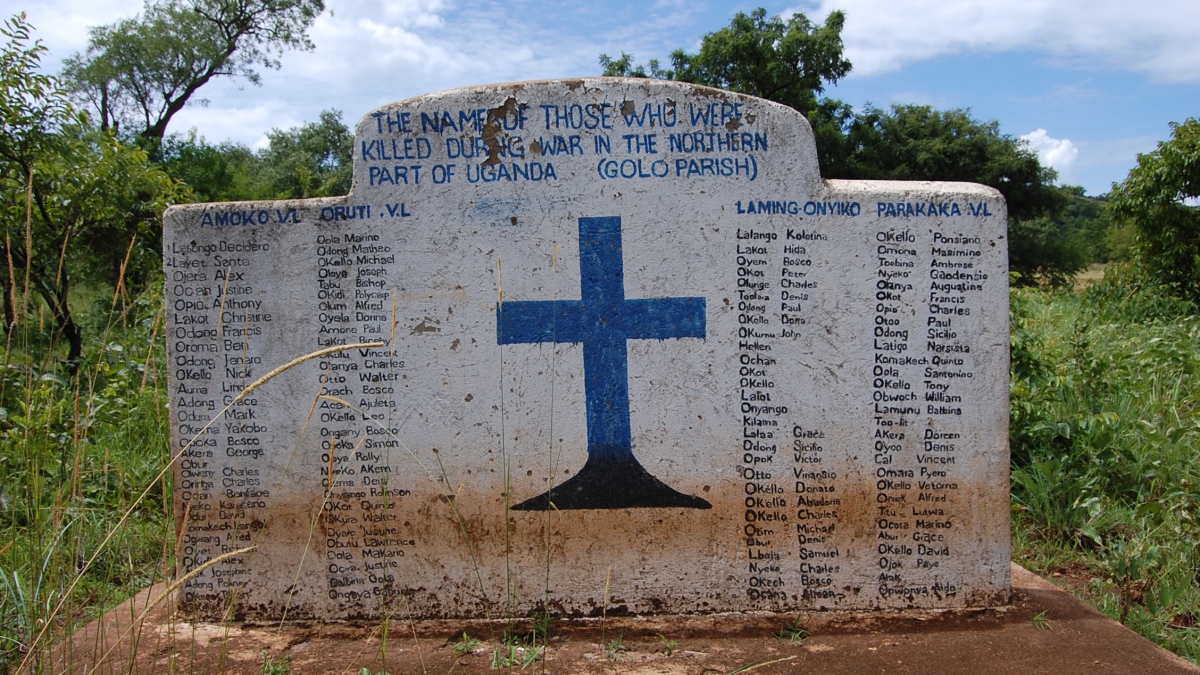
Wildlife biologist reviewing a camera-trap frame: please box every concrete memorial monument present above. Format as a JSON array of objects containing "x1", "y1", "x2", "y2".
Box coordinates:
[{"x1": 166, "y1": 78, "x2": 1010, "y2": 621}]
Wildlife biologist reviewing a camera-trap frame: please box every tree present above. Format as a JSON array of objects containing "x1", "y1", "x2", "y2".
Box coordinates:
[
  {"x1": 668, "y1": 8, "x2": 851, "y2": 118},
  {"x1": 159, "y1": 131, "x2": 261, "y2": 202},
  {"x1": 599, "y1": 52, "x2": 671, "y2": 79},
  {"x1": 12, "y1": 128, "x2": 184, "y2": 358},
  {"x1": 1109, "y1": 118, "x2": 1200, "y2": 303},
  {"x1": 0, "y1": 14, "x2": 184, "y2": 368},
  {"x1": 1, "y1": 12, "x2": 72, "y2": 338},
  {"x1": 830, "y1": 104, "x2": 1072, "y2": 285},
  {"x1": 160, "y1": 110, "x2": 352, "y2": 204},
  {"x1": 257, "y1": 108, "x2": 352, "y2": 199},
  {"x1": 599, "y1": 11, "x2": 1072, "y2": 283},
  {"x1": 1007, "y1": 212, "x2": 1090, "y2": 287},
  {"x1": 598, "y1": 8, "x2": 852, "y2": 171},
  {"x1": 159, "y1": 109, "x2": 352, "y2": 203},
  {"x1": 1009, "y1": 185, "x2": 1113, "y2": 286},
  {"x1": 62, "y1": 0, "x2": 324, "y2": 143},
  {"x1": 836, "y1": 105, "x2": 1061, "y2": 221},
  {"x1": 0, "y1": 13, "x2": 68, "y2": 185}
]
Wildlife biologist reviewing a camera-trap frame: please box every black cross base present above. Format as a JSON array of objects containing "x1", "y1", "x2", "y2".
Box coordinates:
[{"x1": 512, "y1": 453, "x2": 712, "y2": 511}]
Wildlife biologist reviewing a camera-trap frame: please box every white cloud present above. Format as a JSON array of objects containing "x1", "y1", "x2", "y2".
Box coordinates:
[
  {"x1": 17, "y1": 0, "x2": 143, "y2": 60},
  {"x1": 170, "y1": 103, "x2": 280, "y2": 147},
  {"x1": 17, "y1": 0, "x2": 590, "y2": 145},
  {"x1": 792, "y1": 0, "x2": 1200, "y2": 83},
  {"x1": 1021, "y1": 128, "x2": 1078, "y2": 183}
]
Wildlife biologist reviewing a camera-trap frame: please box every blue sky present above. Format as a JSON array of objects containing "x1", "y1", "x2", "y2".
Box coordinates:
[{"x1": 12, "y1": 0, "x2": 1200, "y2": 195}]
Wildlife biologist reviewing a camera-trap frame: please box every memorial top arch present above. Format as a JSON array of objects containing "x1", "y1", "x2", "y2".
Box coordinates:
[{"x1": 165, "y1": 78, "x2": 1010, "y2": 620}]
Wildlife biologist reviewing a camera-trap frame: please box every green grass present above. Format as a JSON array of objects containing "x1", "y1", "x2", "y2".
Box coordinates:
[
  {"x1": 489, "y1": 642, "x2": 542, "y2": 670},
  {"x1": 1031, "y1": 610, "x2": 1052, "y2": 631},
  {"x1": 0, "y1": 281, "x2": 172, "y2": 672},
  {"x1": 657, "y1": 633, "x2": 679, "y2": 655},
  {"x1": 773, "y1": 616, "x2": 809, "y2": 644},
  {"x1": 261, "y1": 651, "x2": 292, "y2": 674},
  {"x1": 1011, "y1": 267, "x2": 1200, "y2": 662},
  {"x1": 451, "y1": 631, "x2": 482, "y2": 655},
  {"x1": 604, "y1": 633, "x2": 627, "y2": 660}
]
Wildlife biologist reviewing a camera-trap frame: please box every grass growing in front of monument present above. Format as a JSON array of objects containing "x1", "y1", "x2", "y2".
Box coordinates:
[
  {"x1": 0, "y1": 280, "x2": 174, "y2": 673},
  {"x1": 12, "y1": 262, "x2": 1200, "y2": 669},
  {"x1": 1010, "y1": 265, "x2": 1200, "y2": 664}
]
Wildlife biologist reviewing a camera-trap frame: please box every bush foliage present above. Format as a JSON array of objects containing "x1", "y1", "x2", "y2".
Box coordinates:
[
  {"x1": 1110, "y1": 119, "x2": 1200, "y2": 304},
  {"x1": 1011, "y1": 272, "x2": 1200, "y2": 652}
]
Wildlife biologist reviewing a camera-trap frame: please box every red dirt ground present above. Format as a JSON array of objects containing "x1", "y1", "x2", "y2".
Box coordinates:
[{"x1": 47, "y1": 564, "x2": 1199, "y2": 675}]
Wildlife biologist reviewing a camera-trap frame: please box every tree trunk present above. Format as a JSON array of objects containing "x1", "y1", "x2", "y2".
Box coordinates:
[
  {"x1": 33, "y1": 272, "x2": 83, "y2": 373},
  {"x1": 3, "y1": 282, "x2": 13, "y2": 334},
  {"x1": 100, "y1": 82, "x2": 110, "y2": 132},
  {"x1": 139, "y1": 47, "x2": 235, "y2": 142}
]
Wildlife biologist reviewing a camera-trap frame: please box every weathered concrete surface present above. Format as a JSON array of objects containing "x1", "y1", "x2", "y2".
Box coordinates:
[
  {"x1": 57, "y1": 564, "x2": 1199, "y2": 674},
  {"x1": 165, "y1": 78, "x2": 1009, "y2": 620}
]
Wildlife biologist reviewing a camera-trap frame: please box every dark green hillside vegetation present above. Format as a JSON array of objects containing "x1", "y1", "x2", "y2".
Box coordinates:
[
  {"x1": 1058, "y1": 186, "x2": 1114, "y2": 263},
  {"x1": 1010, "y1": 186, "x2": 1112, "y2": 286}
]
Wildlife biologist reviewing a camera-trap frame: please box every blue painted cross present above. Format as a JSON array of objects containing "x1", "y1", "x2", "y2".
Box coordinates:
[{"x1": 497, "y1": 216, "x2": 711, "y2": 510}]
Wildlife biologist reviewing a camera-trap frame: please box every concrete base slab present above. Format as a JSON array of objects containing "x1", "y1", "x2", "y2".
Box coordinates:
[{"x1": 51, "y1": 564, "x2": 1198, "y2": 674}]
